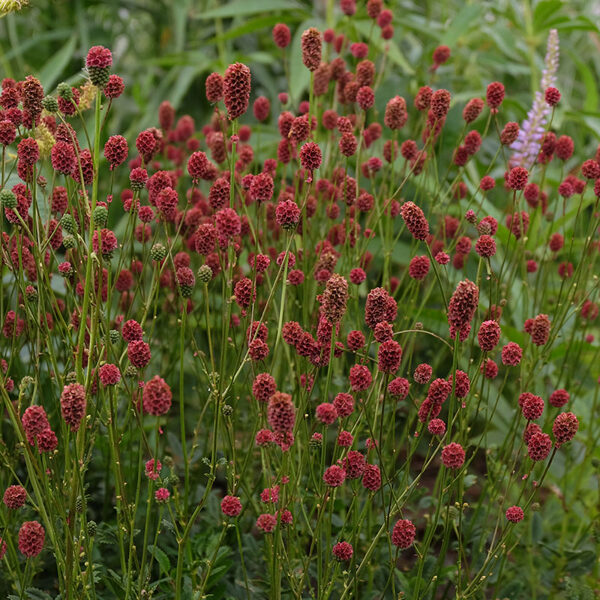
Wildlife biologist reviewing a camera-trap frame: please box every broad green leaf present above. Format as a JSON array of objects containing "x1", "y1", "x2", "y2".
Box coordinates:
[
  {"x1": 553, "y1": 16, "x2": 600, "y2": 32},
  {"x1": 533, "y1": 0, "x2": 564, "y2": 32},
  {"x1": 197, "y1": 0, "x2": 303, "y2": 19},
  {"x1": 173, "y1": 0, "x2": 192, "y2": 52},
  {"x1": 38, "y1": 35, "x2": 77, "y2": 91},
  {"x1": 398, "y1": 15, "x2": 442, "y2": 39},
  {"x1": 170, "y1": 64, "x2": 207, "y2": 108},
  {"x1": 440, "y1": 4, "x2": 483, "y2": 47},
  {"x1": 3, "y1": 29, "x2": 72, "y2": 62},
  {"x1": 209, "y1": 15, "x2": 298, "y2": 44},
  {"x1": 568, "y1": 51, "x2": 599, "y2": 113},
  {"x1": 353, "y1": 20, "x2": 414, "y2": 74}
]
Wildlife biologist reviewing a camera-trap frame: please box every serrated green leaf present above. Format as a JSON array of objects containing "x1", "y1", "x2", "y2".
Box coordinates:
[
  {"x1": 148, "y1": 544, "x2": 171, "y2": 576},
  {"x1": 24, "y1": 589, "x2": 54, "y2": 600}
]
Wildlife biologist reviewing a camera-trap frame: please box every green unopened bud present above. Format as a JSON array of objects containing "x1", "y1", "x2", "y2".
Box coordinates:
[
  {"x1": 87, "y1": 66, "x2": 110, "y2": 89},
  {"x1": 109, "y1": 330, "x2": 120, "y2": 344},
  {"x1": 309, "y1": 434, "x2": 322, "y2": 450},
  {"x1": 57, "y1": 82, "x2": 73, "y2": 101},
  {"x1": 93, "y1": 205, "x2": 108, "y2": 227},
  {"x1": 87, "y1": 520, "x2": 97, "y2": 537},
  {"x1": 124, "y1": 365, "x2": 137, "y2": 378},
  {"x1": 150, "y1": 243, "x2": 167, "y2": 262},
  {"x1": 222, "y1": 404, "x2": 233, "y2": 417},
  {"x1": 61, "y1": 213, "x2": 77, "y2": 234},
  {"x1": 197, "y1": 264, "x2": 213, "y2": 283},
  {"x1": 62, "y1": 234, "x2": 77, "y2": 249},
  {"x1": 19, "y1": 376, "x2": 35, "y2": 391},
  {"x1": 0, "y1": 189, "x2": 17, "y2": 209},
  {"x1": 42, "y1": 96, "x2": 59, "y2": 113}
]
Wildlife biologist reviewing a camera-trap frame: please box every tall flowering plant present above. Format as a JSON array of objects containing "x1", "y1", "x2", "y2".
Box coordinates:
[{"x1": 0, "y1": 5, "x2": 597, "y2": 599}]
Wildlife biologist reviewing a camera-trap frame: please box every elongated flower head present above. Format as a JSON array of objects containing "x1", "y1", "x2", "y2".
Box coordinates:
[{"x1": 223, "y1": 63, "x2": 251, "y2": 120}]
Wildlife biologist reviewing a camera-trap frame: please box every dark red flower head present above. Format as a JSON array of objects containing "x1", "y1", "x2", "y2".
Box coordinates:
[
  {"x1": 86, "y1": 46, "x2": 113, "y2": 87},
  {"x1": 267, "y1": 391, "x2": 296, "y2": 433},
  {"x1": 301, "y1": 28, "x2": 322, "y2": 71},
  {"x1": 223, "y1": 63, "x2": 251, "y2": 120},
  {"x1": 272, "y1": 24, "x2": 291, "y2": 48},
  {"x1": 143, "y1": 376, "x2": 172, "y2": 416},
  {"x1": 300, "y1": 141, "x2": 322, "y2": 171},
  {"x1": 400, "y1": 201, "x2": 429, "y2": 240},
  {"x1": 205, "y1": 72, "x2": 224, "y2": 103},
  {"x1": 18, "y1": 521, "x2": 45, "y2": 557},
  {"x1": 432, "y1": 45, "x2": 451, "y2": 67},
  {"x1": 486, "y1": 82, "x2": 505, "y2": 110},
  {"x1": 448, "y1": 279, "x2": 479, "y2": 333},
  {"x1": 391, "y1": 519, "x2": 416, "y2": 548},
  {"x1": 60, "y1": 383, "x2": 87, "y2": 432}
]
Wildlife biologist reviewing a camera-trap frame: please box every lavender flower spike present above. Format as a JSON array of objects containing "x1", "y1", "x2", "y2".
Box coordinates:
[{"x1": 510, "y1": 29, "x2": 559, "y2": 168}]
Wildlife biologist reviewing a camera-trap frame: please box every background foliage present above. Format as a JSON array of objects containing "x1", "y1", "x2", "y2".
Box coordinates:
[{"x1": 1, "y1": 0, "x2": 600, "y2": 598}]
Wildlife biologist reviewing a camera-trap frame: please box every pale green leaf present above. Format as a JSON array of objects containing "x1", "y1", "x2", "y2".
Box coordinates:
[{"x1": 39, "y1": 35, "x2": 77, "y2": 91}]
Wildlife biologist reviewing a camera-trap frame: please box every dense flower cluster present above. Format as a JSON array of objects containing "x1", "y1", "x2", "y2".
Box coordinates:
[{"x1": 0, "y1": 20, "x2": 591, "y2": 599}]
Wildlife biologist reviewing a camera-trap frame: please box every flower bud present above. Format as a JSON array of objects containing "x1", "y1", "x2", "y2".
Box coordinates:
[
  {"x1": 0, "y1": 189, "x2": 17, "y2": 209},
  {"x1": 150, "y1": 243, "x2": 167, "y2": 262},
  {"x1": 42, "y1": 96, "x2": 59, "y2": 113},
  {"x1": 197, "y1": 264, "x2": 213, "y2": 283}
]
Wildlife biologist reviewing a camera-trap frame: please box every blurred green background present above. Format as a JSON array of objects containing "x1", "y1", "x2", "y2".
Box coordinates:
[{"x1": 2, "y1": 0, "x2": 599, "y2": 154}]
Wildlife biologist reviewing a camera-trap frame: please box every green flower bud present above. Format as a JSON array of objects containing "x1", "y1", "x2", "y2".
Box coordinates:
[
  {"x1": 61, "y1": 213, "x2": 77, "y2": 234},
  {"x1": 197, "y1": 264, "x2": 213, "y2": 283},
  {"x1": 87, "y1": 520, "x2": 97, "y2": 537},
  {"x1": 42, "y1": 96, "x2": 59, "y2": 113},
  {"x1": 150, "y1": 243, "x2": 167, "y2": 262},
  {"x1": 57, "y1": 82, "x2": 73, "y2": 101},
  {"x1": 0, "y1": 189, "x2": 17, "y2": 209},
  {"x1": 93, "y1": 205, "x2": 108, "y2": 227},
  {"x1": 62, "y1": 234, "x2": 77, "y2": 249}
]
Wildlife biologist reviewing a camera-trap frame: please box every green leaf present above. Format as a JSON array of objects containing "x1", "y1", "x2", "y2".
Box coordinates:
[
  {"x1": 568, "y1": 51, "x2": 599, "y2": 112},
  {"x1": 209, "y1": 15, "x2": 296, "y2": 44},
  {"x1": 353, "y1": 20, "x2": 414, "y2": 74},
  {"x1": 533, "y1": 0, "x2": 564, "y2": 32},
  {"x1": 553, "y1": 16, "x2": 600, "y2": 32},
  {"x1": 440, "y1": 4, "x2": 483, "y2": 47},
  {"x1": 148, "y1": 544, "x2": 171, "y2": 575},
  {"x1": 24, "y1": 590, "x2": 54, "y2": 600},
  {"x1": 531, "y1": 512, "x2": 543, "y2": 543},
  {"x1": 197, "y1": 0, "x2": 303, "y2": 19},
  {"x1": 38, "y1": 35, "x2": 78, "y2": 91},
  {"x1": 3, "y1": 29, "x2": 72, "y2": 61},
  {"x1": 170, "y1": 64, "x2": 206, "y2": 108},
  {"x1": 464, "y1": 474, "x2": 477, "y2": 488}
]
